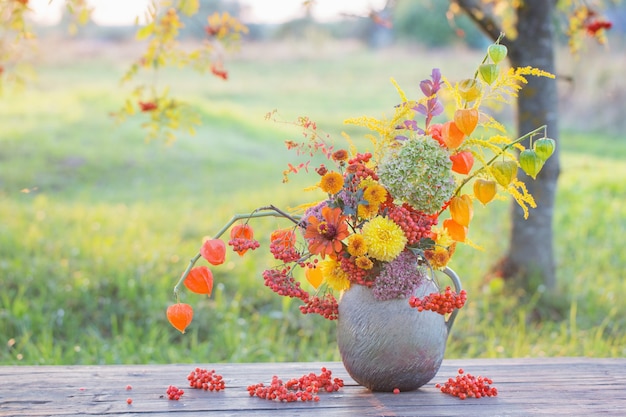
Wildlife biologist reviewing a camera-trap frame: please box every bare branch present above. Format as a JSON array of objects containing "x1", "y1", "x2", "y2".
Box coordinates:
[{"x1": 452, "y1": 0, "x2": 503, "y2": 42}]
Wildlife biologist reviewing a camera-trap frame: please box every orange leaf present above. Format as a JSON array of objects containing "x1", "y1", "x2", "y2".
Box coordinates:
[
  {"x1": 184, "y1": 266, "x2": 214, "y2": 296},
  {"x1": 200, "y1": 238, "x2": 226, "y2": 265},
  {"x1": 450, "y1": 151, "x2": 474, "y2": 174},
  {"x1": 166, "y1": 303, "x2": 193, "y2": 333}
]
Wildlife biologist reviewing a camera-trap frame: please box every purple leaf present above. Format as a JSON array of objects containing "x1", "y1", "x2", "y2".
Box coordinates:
[
  {"x1": 430, "y1": 101, "x2": 444, "y2": 116},
  {"x1": 403, "y1": 120, "x2": 418, "y2": 130}
]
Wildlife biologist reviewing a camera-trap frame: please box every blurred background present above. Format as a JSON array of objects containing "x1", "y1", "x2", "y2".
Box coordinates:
[{"x1": 1, "y1": 0, "x2": 625, "y2": 365}]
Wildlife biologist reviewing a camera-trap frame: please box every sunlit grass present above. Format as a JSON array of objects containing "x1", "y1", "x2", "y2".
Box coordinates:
[{"x1": 1, "y1": 41, "x2": 625, "y2": 365}]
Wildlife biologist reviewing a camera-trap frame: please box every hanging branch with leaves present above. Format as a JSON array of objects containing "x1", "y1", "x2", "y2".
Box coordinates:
[{"x1": 113, "y1": 0, "x2": 248, "y2": 143}]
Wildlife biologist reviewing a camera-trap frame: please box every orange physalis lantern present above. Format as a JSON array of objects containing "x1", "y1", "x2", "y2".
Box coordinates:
[
  {"x1": 270, "y1": 228, "x2": 296, "y2": 248},
  {"x1": 200, "y1": 238, "x2": 226, "y2": 265},
  {"x1": 449, "y1": 195, "x2": 474, "y2": 227},
  {"x1": 230, "y1": 224, "x2": 255, "y2": 256},
  {"x1": 441, "y1": 121, "x2": 465, "y2": 149},
  {"x1": 473, "y1": 179, "x2": 497, "y2": 205},
  {"x1": 305, "y1": 266, "x2": 324, "y2": 289},
  {"x1": 166, "y1": 303, "x2": 193, "y2": 334},
  {"x1": 453, "y1": 108, "x2": 479, "y2": 136},
  {"x1": 457, "y1": 78, "x2": 482, "y2": 102},
  {"x1": 443, "y1": 218, "x2": 468, "y2": 242},
  {"x1": 450, "y1": 151, "x2": 474, "y2": 175},
  {"x1": 184, "y1": 266, "x2": 214, "y2": 296}
]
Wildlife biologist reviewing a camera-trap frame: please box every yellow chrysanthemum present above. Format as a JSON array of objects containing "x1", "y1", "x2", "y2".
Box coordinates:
[
  {"x1": 361, "y1": 216, "x2": 407, "y2": 262},
  {"x1": 319, "y1": 258, "x2": 351, "y2": 291},
  {"x1": 319, "y1": 172, "x2": 343, "y2": 195},
  {"x1": 357, "y1": 202, "x2": 379, "y2": 219},
  {"x1": 355, "y1": 256, "x2": 374, "y2": 270},
  {"x1": 358, "y1": 178, "x2": 377, "y2": 189},
  {"x1": 346, "y1": 234, "x2": 368, "y2": 257},
  {"x1": 363, "y1": 184, "x2": 388, "y2": 206}
]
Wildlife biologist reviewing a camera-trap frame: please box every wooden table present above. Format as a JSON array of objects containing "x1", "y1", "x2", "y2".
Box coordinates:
[{"x1": 1, "y1": 357, "x2": 624, "y2": 416}]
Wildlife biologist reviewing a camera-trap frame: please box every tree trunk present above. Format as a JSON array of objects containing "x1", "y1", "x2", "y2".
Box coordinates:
[
  {"x1": 498, "y1": 0, "x2": 561, "y2": 291},
  {"x1": 453, "y1": 0, "x2": 561, "y2": 292}
]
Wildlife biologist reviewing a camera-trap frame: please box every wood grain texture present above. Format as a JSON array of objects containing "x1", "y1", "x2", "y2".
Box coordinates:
[{"x1": 1, "y1": 358, "x2": 625, "y2": 416}]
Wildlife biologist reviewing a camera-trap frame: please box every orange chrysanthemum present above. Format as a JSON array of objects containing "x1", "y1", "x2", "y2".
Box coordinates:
[
  {"x1": 320, "y1": 172, "x2": 344, "y2": 194},
  {"x1": 346, "y1": 234, "x2": 368, "y2": 257},
  {"x1": 357, "y1": 202, "x2": 380, "y2": 219},
  {"x1": 424, "y1": 246, "x2": 452, "y2": 270},
  {"x1": 363, "y1": 184, "x2": 388, "y2": 206},
  {"x1": 355, "y1": 256, "x2": 374, "y2": 270},
  {"x1": 304, "y1": 206, "x2": 349, "y2": 259},
  {"x1": 331, "y1": 149, "x2": 349, "y2": 162}
]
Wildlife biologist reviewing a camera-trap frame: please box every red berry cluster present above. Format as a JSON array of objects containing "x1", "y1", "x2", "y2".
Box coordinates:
[
  {"x1": 346, "y1": 153, "x2": 379, "y2": 181},
  {"x1": 263, "y1": 268, "x2": 309, "y2": 300},
  {"x1": 269, "y1": 239, "x2": 301, "y2": 263},
  {"x1": 435, "y1": 368, "x2": 498, "y2": 400},
  {"x1": 585, "y1": 19, "x2": 612, "y2": 35},
  {"x1": 409, "y1": 286, "x2": 467, "y2": 315},
  {"x1": 299, "y1": 293, "x2": 339, "y2": 320},
  {"x1": 187, "y1": 368, "x2": 225, "y2": 391},
  {"x1": 387, "y1": 204, "x2": 437, "y2": 245},
  {"x1": 247, "y1": 368, "x2": 343, "y2": 402},
  {"x1": 166, "y1": 385, "x2": 184, "y2": 400},
  {"x1": 228, "y1": 237, "x2": 260, "y2": 254},
  {"x1": 339, "y1": 256, "x2": 374, "y2": 286}
]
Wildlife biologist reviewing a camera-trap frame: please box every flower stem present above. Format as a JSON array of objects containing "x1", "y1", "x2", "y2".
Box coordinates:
[
  {"x1": 473, "y1": 32, "x2": 506, "y2": 78},
  {"x1": 172, "y1": 205, "x2": 301, "y2": 299}
]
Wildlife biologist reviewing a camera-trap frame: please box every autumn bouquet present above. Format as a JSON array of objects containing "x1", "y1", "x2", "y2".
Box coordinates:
[{"x1": 166, "y1": 39, "x2": 556, "y2": 333}]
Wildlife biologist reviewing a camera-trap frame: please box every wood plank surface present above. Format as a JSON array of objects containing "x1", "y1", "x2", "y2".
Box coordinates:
[{"x1": 1, "y1": 358, "x2": 625, "y2": 416}]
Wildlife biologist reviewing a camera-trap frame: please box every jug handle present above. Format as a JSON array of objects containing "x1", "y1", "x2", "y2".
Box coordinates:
[{"x1": 442, "y1": 267, "x2": 462, "y2": 333}]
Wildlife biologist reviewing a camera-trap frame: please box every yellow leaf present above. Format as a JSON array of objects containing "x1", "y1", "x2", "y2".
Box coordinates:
[
  {"x1": 124, "y1": 99, "x2": 135, "y2": 115},
  {"x1": 179, "y1": 0, "x2": 200, "y2": 16},
  {"x1": 305, "y1": 267, "x2": 323, "y2": 289},
  {"x1": 136, "y1": 24, "x2": 154, "y2": 40}
]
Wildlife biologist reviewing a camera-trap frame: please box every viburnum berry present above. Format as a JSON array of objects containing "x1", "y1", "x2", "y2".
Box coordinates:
[
  {"x1": 126, "y1": 398, "x2": 133, "y2": 405},
  {"x1": 262, "y1": 268, "x2": 309, "y2": 301},
  {"x1": 299, "y1": 293, "x2": 339, "y2": 320},
  {"x1": 229, "y1": 224, "x2": 259, "y2": 256},
  {"x1": 435, "y1": 368, "x2": 498, "y2": 399},
  {"x1": 247, "y1": 368, "x2": 343, "y2": 403},
  {"x1": 409, "y1": 286, "x2": 467, "y2": 315},
  {"x1": 387, "y1": 204, "x2": 437, "y2": 245},
  {"x1": 187, "y1": 368, "x2": 225, "y2": 391},
  {"x1": 269, "y1": 229, "x2": 301, "y2": 263},
  {"x1": 228, "y1": 236, "x2": 260, "y2": 255},
  {"x1": 166, "y1": 385, "x2": 185, "y2": 401}
]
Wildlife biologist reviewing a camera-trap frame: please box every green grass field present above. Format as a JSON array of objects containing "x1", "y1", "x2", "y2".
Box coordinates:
[{"x1": 1, "y1": 40, "x2": 625, "y2": 365}]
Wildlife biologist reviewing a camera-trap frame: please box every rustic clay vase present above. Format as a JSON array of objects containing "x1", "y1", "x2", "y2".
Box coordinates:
[{"x1": 336, "y1": 267, "x2": 461, "y2": 392}]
